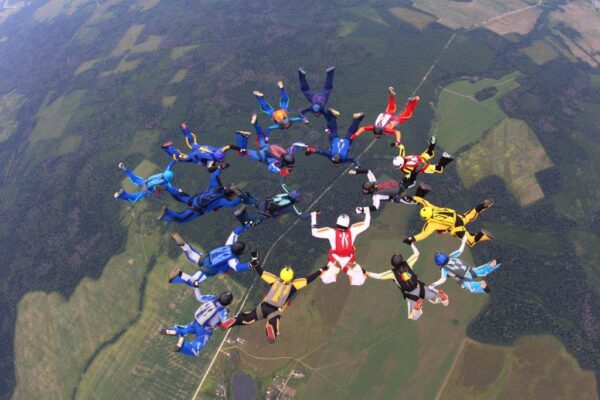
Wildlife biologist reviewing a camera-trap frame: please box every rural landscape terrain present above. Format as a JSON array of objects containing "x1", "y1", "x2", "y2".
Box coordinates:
[{"x1": 0, "y1": 0, "x2": 599, "y2": 399}]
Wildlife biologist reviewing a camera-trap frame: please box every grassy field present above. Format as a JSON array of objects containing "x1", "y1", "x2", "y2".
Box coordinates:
[
  {"x1": 520, "y1": 39, "x2": 560, "y2": 65},
  {"x1": 388, "y1": 6, "x2": 435, "y2": 31},
  {"x1": 170, "y1": 69, "x2": 188, "y2": 84},
  {"x1": 432, "y1": 72, "x2": 520, "y2": 153},
  {"x1": 200, "y1": 205, "x2": 487, "y2": 399},
  {"x1": 440, "y1": 336, "x2": 598, "y2": 400},
  {"x1": 170, "y1": 45, "x2": 198, "y2": 61},
  {"x1": 13, "y1": 202, "x2": 163, "y2": 400},
  {"x1": 0, "y1": 90, "x2": 25, "y2": 142},
  {"x1": 457, "y1": 117, "x2": 552, "y2": 206},
  {"x1": 30, "y1": 89, "x2": 87, "y2": 143}
]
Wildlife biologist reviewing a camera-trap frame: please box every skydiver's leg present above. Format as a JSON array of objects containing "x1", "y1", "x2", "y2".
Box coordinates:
[
  {"x1": 174, "y1": 239, "x2": 204, "y2": 264},
  {"x1": 462, "y1": 199, "x2": 494, "y2": 224},
  {"x1": 256, "y1": 96, "x2": 274, "y2": 117},
  {"x1": 161, "y1": 209, "x2": 202, "y2": 223},
  {"x1": 279, "y1": 87, "x2": 289, "y2": 111},
  {"x1": 345, "y1": 114, "x2": 365, "y2": 141},
  {"x1": 161, "y1": 143, "x2": 185, "y2": 160},
  {"x1": 171, "y1": 321, "x2": 195, "y2": 337},
  {"x1": 241, "y1": 149, "x2": 261, "y2": 162},
  {"x1": 385, "y1": 88, "x2": 397, "y2": 114},
  {"x1": 460, "y1": 280, "x2": 487, "y2": 294},
  {"x1": 266, "y1": 314, "x2": 281, "y2": 342},
  {"x1": 170, "y1": 270, "x2": 207, "y2": 287},
  {"x1": 123, "y1": 168, "x2": 145, "y2": 187},
  {"x1": 299, "y1": 69, "x2": 313, "y2": 102},
  {"x1": 179, "y1": 332, "x2": 211, "y2": 357},
  {"x1": 395, "y1": 97, "x2": 419, "y2": 124},
  {"x1": 115, "y1": 190, "x2": 148, "y2": 204},
  {"x1": 252, "y1": 120, "x2": 270, "y2": 145},
  {"x1": 472, "y1": 260, "x2": 500, "y2": 276},
  {"x1": 165, "y1": 184, "x2": 191, "y2": 204},
  {"x1": 180, "y1": 124, "x2": 197, "y2": 149},
  {"x1": 323, "y1": 66, "x2": 335, "y2": 92},
  {"x1": 235, "y1": 132, "x2": 249, "y2": 150}
]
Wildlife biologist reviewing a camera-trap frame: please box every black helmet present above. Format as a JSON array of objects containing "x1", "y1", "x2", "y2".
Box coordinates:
[
  {"x1": 231, "y1": 241, "x2": 245, "y2": 255},
  {"x1": 391, "y1": 253, "x2": 404, "y2": 269},
  {"x1": 282, "y1": 154, "x2": 295, "y2": 166},
  {"x1": 331, "y1": 155, "x2": 342, "y2": 165},
  {"x1": 217, "y1": 290, "x2": 233, "y2": 306},
  {"x1": 362, "y1": 181, "x2": 375, "y2": 194}
]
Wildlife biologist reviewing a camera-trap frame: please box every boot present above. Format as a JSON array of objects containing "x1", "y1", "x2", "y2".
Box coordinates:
[
  {"x1": 266, "y1": 324, "x2": 277, "y2": 344},
  {"x1": 435, "y1": 152, "x2": 454, "y2": 171},
  {"x1": 438, "y1": 289, "x2": 449, "y2": 306},
  {"x1": 118, "y1": 162, "x2": 126, "y2": 170},
  {"x1": 250, "y1": 113, "x2": 257, "y2": 125},
  {"x1": 414, "y1": 181, "x2": 432, "y2": 198},
  {"x1": 236, "y1": 130, "x2": 252, "y2": 138},
  {"x1": 353, "y1": 112, "x2": 364, "y2": 119},
  {"x1": 326, "y1": 66, "x2": 335, "y2": 73},
  {"x1": 220, "y1": 318, "x2": 237, "y2": 330},
  {"x1": 277, "y1": 81, "x2": 284, "y2": 89},
  {"x1": 388, "y1": 86, "x2": 395, "y2": 96},
  {"x1": 168, "y1": 266, "x2": 182, "y2": 282},
  {"x1": 160, "y1": 328, "x2": 177, "y2": 336},
  {"x1": 474, "y1": 229, "x2": 495, "y2": 244},
  {"x1": 171, "y1": 233, "x2": 185, "y2": 246},
  {"x1": 174, "y1": 337, "x2": 184, "y2": 352},
  {"x1": 328, "y1": 108, "x2": 340, "y2": 117},
  {"x1": 298, "y1": 67, "x2": 307, "y2": 75},
  {"x1": 158, "y1": 206, "x2": 168, "y2": 221},
  {"x1": 426, "y1": 136, "x2": 437, "y2": 155},
  {"x1": 252, "y1": 90, "x2": 263, "y2": 97},
  {"x1": 113, "y1": 189, "x2": 123, "y2": 199},
  {"x1": 475, "y1": 198, "x2": 495, "y2": 212}
]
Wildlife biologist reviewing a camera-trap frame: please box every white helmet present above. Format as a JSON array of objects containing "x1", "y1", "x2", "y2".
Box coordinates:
[
  {"x1": 392, "y1": 156, "x2": 405, "y2": 168},
  {"x1": 336, "y1": 214, "x2": 350, "y2": 228}
]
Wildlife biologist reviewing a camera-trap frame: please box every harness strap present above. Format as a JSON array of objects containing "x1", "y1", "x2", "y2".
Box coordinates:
[{"x1": 265, "y1": 310, "x2": 282, "y2": 321}]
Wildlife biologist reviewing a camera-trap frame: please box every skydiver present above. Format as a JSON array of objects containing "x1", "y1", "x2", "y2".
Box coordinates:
[
  {"x1": 310, "y1": 208, "x2": 370, "y2": 286},
  {"x1": 304, "y1": 110, "x2": 365, "y2": 167},
  {"x1": 159, "y1": 287, "x2": 233, "y2": 357},
  {"x1": 367, "y1": 243, "x2": 448, "y2": 321},
  {"x1": 403, "y1": 189, "x2": 495, "y2": 247},
  {"x1": 253, "y1": 80, "x2": 309, "y2": 141},
  {"x1": 298, "y1": 66, "x2": 335, "y2": 119},
  {"x1": 235, "y1": 114, "x2": 307, "y2": 176},
  {"x1": 113, "y1": 160, "x2": 175, "y2": 204},
  {"x1": 392, "y1": 136, "x2": 454, "y2": 188},
  {"x1": 168, "y1": 229, "x2": 251, "y2": 287},
  {"x1": 430, "y1": 236, "x2": 502, "y2": 294},
  {"x1": 351, "y1": 168, "x2": 422, "y2": 211},
  {"x1": 158, "y1": 163, "x2": 249, "y2": 223},
  {"x1": 161, "y1": 122, "x2": 237, "y2": 171},
  {"x1": 234, "y1": 184, "x2": 309, "y2": 230},
  {"x1": 220, "y1": 252, "x2": 325, "y2": 343},
  {"x1": 350, "y1": 87, "x2": 419, "y2": 148}
]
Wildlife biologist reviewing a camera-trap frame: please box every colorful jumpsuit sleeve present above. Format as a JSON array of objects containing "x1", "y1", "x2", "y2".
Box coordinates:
[
  {"x1": 430, "y1": 269, "x2": 448, "y2": 288},
  {"x1": 208, "y1": 168, "x2": 223, "y2": 188},
  {"x1": 367, "y1": 270, "x2": 395, "y2": 280},
  {"x1": 350, "y1": 208, "x2": 371, "y2": 236},
  {"x1": 255, "y1": 264, "x2": 278, "y2": 284},
  {"x1": 406, "y1": 244, "x2": 420, "y2": 268},
  {"x1": 449, "y1": 236, "x2": 468, "y2": 259},
  {"x1": 311, "y1": 214, "x2": 334, "y2": 239},
  {"x1": 194, "y1": 287, "x2": 217, "y2": 303},
  {"x1": 181, "y1": 125, "x2": 198, "y2": 149}
]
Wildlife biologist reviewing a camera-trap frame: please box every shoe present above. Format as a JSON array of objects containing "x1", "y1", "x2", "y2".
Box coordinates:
[
  {"x1": 174, "y1": 337, "x2": 184, "y2": 352},
  {"x1": 234, "y1": 204, "x2": 247, "y2": 217},
  {"x1": 475, "y1": 229, "x2": 495, "y2": 243},
  {"x1": 118, "y1": 162, "x2": 126, "y2": 170},
  {"x1": 328, "y1": 108, "x2": 340, "y2": 117},
  {"x1": 158, "y1": 206, "x2": 167, "y2": 221},
  {"x1": 113, "y1": 189, "x2": 123, "y2": 199},
  {"x1": 415, "y1": 182, "x2": 432, "y2": 198},
  {"x1": 220, "y1": 318, "x2": 236, "y2": 330},
  {"x1": 168, "y1": 266, "x2": 181, "y2": 282},
  {"x1": 161, "y1": 141, "x2": 173, "y2": 149},
  {"x1": 299, "y1": 67, "x2": 307, "y2": 75},
  {"x1": 353, "y1": 112, "x2": 364, "y2": 119},
  {"x1": 266, "y1": 325, "x2": 276, "y2": 344},
  {"x1": 408, "y1": 95, "x2": 420, "y2": 102},
  {"x1": 236, "y1": 130, "x2": 252, "y2": 138},
  {"x1": 483, "y1": 284, "x2": 491, "y2": 293},
  {"x1": 438, "y1": 289, "x2": 449, "y2": 306},
  {"x1": 413, "y1": 299, "x2": 423, "y2": 311},
  {"x1": 482, "y1": 198, "x2": 495, "y2": 209},
  {"x1": 429, "y1": 136, "x2": 436, "y2": 146},
  {"x1": 160, "y1": 328, "x2": 177, "y2": 336},
  {"x1": 250, "y1": 113, "x2": 257, "y2": 125},
  {"x1": 252, "y1": 90, "x2": 263, "y2": 97},
  {"x1": 326, "y1": 66, "x2": 335, "y2": 73},
  {"x1": 388, "y1": 86, "x2": 396, "y2": 96},
  {"x1": 228, "y1": 184, "x2": 242, "y2": 196},
  {"x1": 436, "y1": 153, "x2": 454, "y2": 170},
  {"x1": 277, "y1": 81, "x2": 284, "y2": 89},
  {"x1": 171, "y1": 233, "x2": 185, "y2": 246}
]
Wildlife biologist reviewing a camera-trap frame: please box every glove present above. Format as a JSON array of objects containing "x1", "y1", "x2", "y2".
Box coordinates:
[
  {"x1": 250, "y1": 250, "x2": 260, "y2": 268},
  {"x1": 355, "y1": 207, "x2": 365, "y2": 214},
  {"x1": 390, "y1": 141, "x2": 402, "y2": 148},
  {"x1": 279, "y1": 169, "x2": 290, "y2": 176},
  {"x1": 193, "y1": 281, "x2": 200, "y2": 288},
  {"x1": 321, "y1": 265, "x2": 329, "y2": 272},
  {"x1": 403, "y1": 237, "x2": 415, "y2": 245},
  {"x1": 303, "y1": 118, "x2": 311, "y2": 125},
  {"x1": 218, "y1": 162, "x2": 230, "y2": 170}
]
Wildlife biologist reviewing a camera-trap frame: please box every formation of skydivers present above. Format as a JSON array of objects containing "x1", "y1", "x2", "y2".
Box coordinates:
[{"x1": 115, "y1": 67, "x2": 502, "y2": 357}]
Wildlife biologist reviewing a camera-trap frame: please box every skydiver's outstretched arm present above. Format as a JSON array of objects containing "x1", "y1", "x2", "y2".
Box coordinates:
[
  {"x1": 350, "y1": 126, "x2": 367, "y2": 140},
  {"x1": 267, "y1": 161, "x2": 282, "y2": 175},
  {"x1": 255, "y1": 263, "x2": 278, "y2": 284},
  {"x1": 430, "y1": 269, "x2": 448, "y2": 288},
  {"x1": 350, "y1": 207, "x2": 370, "y2": 235},
  {"x1": 287, "y1": 142, "x2": 308, "y2": 156},
  {"x1": 449, "y1": 236, "x2": 468, "y2": 259},
  {"x1": 367, "y1": 170, "x2": 377, "y2": 183},
  {"x1": 194, "y1": 287, "x2": 217, "y2": 303},
  {"x1": 208, "y1": 168, "x2": 223, "y2": 188},
  {"x1": 406, "y1": 243, "x2": 420, "y2": 267},
  {"x1": 164, "y1": 160, "x2": 177, "y2": 174},
  {"x1": 367, "y1": 270, "x2": 395, "y2": 280},
  {"x1": 311, "y1": 211, "x2": 333, "y2": 239},
  {"x1": 299, "y1": 106, "x2": 312, "y2": 120}
]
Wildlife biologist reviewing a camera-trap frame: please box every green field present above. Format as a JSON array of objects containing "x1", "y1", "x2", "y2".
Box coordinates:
[
  {"x1": 520, "y1": 39, "x2": 560, "y2": 65},
  {"x1": 30, "y1": 90, "x2": 87, "y2": 143},
  {"x1": 440, "y1": 336, "x2": 598, "y2": 400},
  {"x1": 432, "y1": 72, "x2": 520, "y2": 153}
]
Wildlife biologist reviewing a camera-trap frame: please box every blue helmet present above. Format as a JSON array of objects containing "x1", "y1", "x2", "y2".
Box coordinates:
[
  {"x1": 288, "y1": 190, "x2": 303, "y2": 202},
  {"x1": 312, "y1": 104, "x2": 321, "y2": 113},
  {"x1": 434, "y1": 252, "x2": 448, "y2": 266},
  {"x1": 163, "y1": 170, "x2": 175, "y2": 182},
  {"x1": 214, "y1": 150, "x2": 225, "y2": 162}
]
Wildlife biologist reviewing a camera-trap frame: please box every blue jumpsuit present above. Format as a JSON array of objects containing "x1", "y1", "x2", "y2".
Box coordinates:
[
  {"x1": 167, "y1": 288, "x2": 228, "y2": 357},
  {"x1": 299, "y1": 68, "x2": 335, "y2": 119},
  {"x1": 235, "y1": 123, "x2": 306, "y2": 175},
  {"x1": 310, "y1": 114, "x2": 364, "y2": 166},
  {"x1": 255, "y1": 87, "x2": 305, "y2": 140},
  {"x1": 431, "y1": 240, "x2": 502, "y2": 294},
  {"x1": 162, "y1": 124, "x2": 232, "y2": 168},
  {"x1": 160, "y1": 168, "x2": 242, "y2": 223},
  {"x1": 170, "y1": 230, "x2": 250, "y2": 287},
  {"x1": 116, "y1": 161, "x2": 175, "y2": 204}
]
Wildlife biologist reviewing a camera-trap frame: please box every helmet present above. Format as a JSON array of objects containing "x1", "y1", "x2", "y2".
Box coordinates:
[
  {"x1": 434, "y1": 252, "x2": 448, "y2": 266},
  {"x1": 231, "y1": 241, "x2": 245, "y2": 255},
  {"x1": 312, "y1": 104, "x2": 321, "y2": 113},
  {"x1": 217, "y1": 290, "x2": 233, "y2": 306},
  {"x1": 391, "y1": 253, "x2": 404, "y2": 269},
  {"x1": 420, "y1": 207, "x2": 433, "y2": 220},
  {"x1": 336, "y1": 214, "x2": 350, "y2": 228},
  {"x1": 282, "y1": 154, "x2": 295, "y2": 166},
  {"x1": 279, "y1": 266, "x2": 294, "y2": 282},
  {"x1": 373, "y1": 125, "x2": 383, "y2": 136},
  {"x1": 331, "y1": 155, "x2": 342, "y2": 165},
  {"x1": 288, "y1": 190, "x2": 303, "y2": 202},
  {"x1": 163, "y1": 170, "x2": 174, "y2": 182},
  {"x1": 392, "y1": 156, "x2": 404, "y2": 169},
  {"x1": 362, "y1": 181, "x2": 375, "y2": 194},
  {"x1": 214, "y1": 150, "x2": 225, "y2": 162}
]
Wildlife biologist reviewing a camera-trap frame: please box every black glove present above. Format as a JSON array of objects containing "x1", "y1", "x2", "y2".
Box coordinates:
[
  {"x1": 403, "y1": 237, "x2": 415, "y2": 245},
  {"x1": 250, "y1": 250, "x2": 260, "y2": 268},
  {"x1": 321, "y1": 265, "x2": 329, "y2": 272},
  {"x1": 218, "y1": 162, "x2": 230, "y2": 170}
]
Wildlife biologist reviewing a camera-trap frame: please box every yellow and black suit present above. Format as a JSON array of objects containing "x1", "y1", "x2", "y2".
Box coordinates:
[{"x1": 230, "y1": 265, "x2": 321, "y2": 340}]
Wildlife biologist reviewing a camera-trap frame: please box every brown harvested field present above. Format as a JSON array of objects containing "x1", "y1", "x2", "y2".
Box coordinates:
[
  {"x1": 412, "y1": 0, "x2": 533, "y2": 30},
  {"x1": 485, "y1": 6, "x2": 541, "y2": 36},
  {"x1": 520, "y1": 38, "x2": 560, "y2": 65},
  {"x1": 389, "y1": 6, "x2": 435, "y2": 31},
  {"x1": 440, "y1": 336, "x2": 598, "y2": 400},
  {"x1": 550, "y1": 1, "x2": 600, "y2": 67}
]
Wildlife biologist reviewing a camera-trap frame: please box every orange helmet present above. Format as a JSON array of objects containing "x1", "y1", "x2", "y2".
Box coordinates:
[{"x1": 273, "y1": 109, "x2": 290, "y2": 127}]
